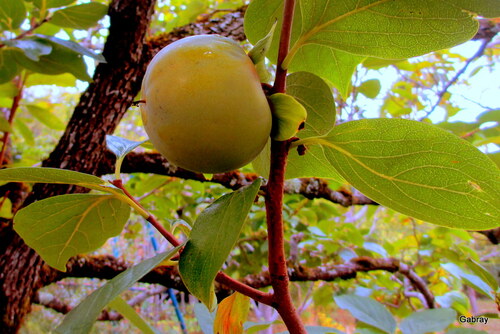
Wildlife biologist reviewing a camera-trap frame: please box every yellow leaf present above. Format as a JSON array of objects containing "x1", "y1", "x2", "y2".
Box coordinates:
[{"x1": 213, "y1": 292, "x2": 250, "y2": 334}]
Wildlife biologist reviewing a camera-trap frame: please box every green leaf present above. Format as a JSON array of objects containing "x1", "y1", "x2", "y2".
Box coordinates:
[
  {"x1": 0, "y1": 49, "x2": 20, "y2": 84},
  {"x1": 106, "y1": 135, "x2": 145, "y2": 159},
  {"x1": 24, "y1": 104, "x2": 66, "y2": 130},
  {"x1": 11, "y1": 38, "x2": 92, "y2": 81},
  {"x1": 334, "y1": 295, "x2": 396, "y2": 334},
  {"x1": 50, "y1": 3, "x2": 108, "y2": 30},
  {"x1": 179, "y1": 179, "x2": 262, "y2": 310},
  {"x1": 54, "y1": 248, "x2": 181, "y2": 334},
  {"x1": 299, "y1": 119, "x2": 500, "y2": 230},
  {"x1": 14, "y1": 194, "x2": 130, "y2": 271},
  {"x1": 2, "y1": 38, "x2": 52, "y2": 61},
  {"x1": 33, "y1": 0, "x2": 76, "y2": 9},
  {"x1": 248, "y1": 20, "x2": 277, "y2": 65},
  {"x1": 436, "y1": 291, "x2": 470, "y2": 315},
  {"x1": 37, "y1": 35, "x2": 106, "y2": 62},
  {"x1": 465, "y1": 259, "x2": 499, "y2": 291},
  {"x1": 444, "y1": 0, "x2": 500, "y2": 18},
  {"x1": 0, "y1": 113, "x2": 12, "y2": 132},
  {"x1": 287, "y1": 72, "x2": 336, "y2": 139},
  {"x1": 0, "y1": 167, "x2": 105, "y2": 190},
  {"x1": 25, "y1": 73, "x2": 76, "y2": 87},
  {"x1": 441, "y1": 263, "x2": 495, "y2": 299},
  {"x1": 269, "y1": 93, "x2": 307, "y2": 141},
  {"x1": 0, "y1": 0, "x2": 26, "y2": 30},
  {"x1": 477, "y1": 109, "x2": 500, "y2": 124},
  {"x1": 358, "y1": 79, "x2": 381, "y2": 99},
  {"x1": 107, "y1": 296, "x2": 161, "y2": 334},
  {"x1": 13, "y1": 119, "x2": 35, "y2": 146},
  {"x1": 399, "y1": 309, "x2": 456, "y2": 334}
]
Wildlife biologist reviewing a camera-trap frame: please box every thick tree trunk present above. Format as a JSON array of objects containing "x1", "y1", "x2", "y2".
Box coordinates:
[{"x1": 0, "y1": 1, "x2": 156, "y2": 332}]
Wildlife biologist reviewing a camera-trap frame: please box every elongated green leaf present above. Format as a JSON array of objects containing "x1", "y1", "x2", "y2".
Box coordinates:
[
  {"x1": 14, "y1": 194, "x2": 131, "y2": 271},
  {"x1": 0, "y1": 0, "x2": 26, "y2": 30},
  {"x1": 399, "y1": 309, "x2": 456, "y2": 334},
  {"x1": 441, "y1": 263, "x2": 495, "y2": 299},
  {"x1": 25, "y1": 73, "x2": 76, "y2": 87},
  {"x1": 179, "y1": 179, "x2": 262, "y2": 310},
  {"x1": 54, "y1": 247, "x2": 181, "y2": 334},
  {"x1": 108, "y1": 296, "x2": 161, "y2": 334},
  {"x1": 304, "y1": 326, "x2": 346, "y2": 334},
  {"x1": 301, "y1": 119, "x2": 500, "y2": 230},
  {"x1": 0, "y1": 167, "x2": 105, "y2": 189},
  {"x1": 466, "y1": 259, "x2": 499, "y2": 291},
  {"x1": 0, "y1": 113, "x2": 12, "y2": 132},
  {"x1": 245, "y1": 0, "x2": 485, "y2": 95},
  {"x1": 2, "y1": 38, "x2": 52, "y2": 61},
  {"x1": 0, "y1": 49, "x2": 19, "y2": 84},
  {"x1": 248, "y1": 20, "x2": 277, "y2": 65},
  {"x1": 37, "y1": 35, "x2": 106, "y2": 62},
  {"x1": 334, "y1": 295, "x2": 396, "y2": 334},
  {"x1": 25, "y1": 104, "x2": 66, "y2": 130},
  {"x1": 50, "y1": 3, "x2": 108, "y2": 30},
  {"x1": 13, "y1": 119, "x2": 35, "y2": 146},
  {"x1": 11, "y1": 38, "x2": 92, "y2": 81}
]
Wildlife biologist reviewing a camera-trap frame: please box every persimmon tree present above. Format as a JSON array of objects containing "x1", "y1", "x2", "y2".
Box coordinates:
[{"x1": 0, "y1": 0, "x2": 499, "y2": 333}]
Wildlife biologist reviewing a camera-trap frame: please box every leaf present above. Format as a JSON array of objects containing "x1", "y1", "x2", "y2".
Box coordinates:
[
  {"x1": 179, "y1": 179, "x2": 262, "y2": 310},
  {"x1": 11, "y1": 38, "x2": 92, "y2": 81},
  {"x1": 14, "y1": 194, "x2": 131, "y2": 271},
  {"x1": 37, "y1": 35, "x2": 106, "y2": 62},
  {"x1": 50, "y1": 3, "x2": 108, "y2": 30},
  {"x1": 334, "y1": 295, "x2": 396, "y2": 334},
  {"x1": 106, "y1": 135, "x2": 146, "y2": 159},
  {"x1": 299, "y1": 119, "x2": 500, "y2": 230},
  {"x1": 0, "y1": 49, "x2": 20, "y2": 84},
  {"x1": 465, "y1": 259, "x2": 499, "y2": 291},
  {"x1": 435, "y1": 291, "x2": 470, "y2": 315},
  {"x1": 443, "y1": 0, "x2": 500, "y2": 18},
  {"x1": 477, "y1": 109, "x2": 500, "y2": 124},
  {"x1": 287, "y1": 72, "x2": 336, "y2": 139},
  {"x1": 54, "y1": 247, "x2": 181, "y2": 334},
  {"x1": 399, "y1": 309, "x2": 456, "y2": 334},
  {"x1": 0, "y1": 0, "x2": 26, "y2": 30},
  {"x1": 33, "y1": 0, "x2": 76, "y2": 9},
  {"x1": 107, "y1": 296, "x2": 161, "y2": 334},
  {"x1": 0, "y1": 167, "x2": 105, "y2": 190},
  {"x1": 269, "y1": 93, "x2": 307, "y2": 141},
  {"x1": 0, "y1": 113, "x2": 12, "y2": 132},
  {"x1": 248, "y1": 20, "x2": 277, "y2": 65},
  {"x1": 13, "y1": 119, "x2": 35, "y2": 146},
  {"x1": 358, "y1": 79, "x2": 381, "y2": 99},
  {"x1": 213, "y1": 293, "x2": 250, "y2": 334},
  {"x1": 441, "y1": 263, "x2": 495, "y2": 299},
  {"x1": 24, "y1": 104, "x2": 66, "y2": 130},
  {"x1": 2, "y1": 38, "x2": 52, "y2": 61},
  {"x1": 25, "y1": 73, "x2": 76, "y2": 87},
  {"x1": 194, "y1": 303, "x2": 216, "y2": 334}
]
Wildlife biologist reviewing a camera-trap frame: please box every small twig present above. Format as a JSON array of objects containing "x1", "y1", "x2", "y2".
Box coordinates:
[{"x1": 422, "y1": 38, "x2": 491, "y2": 120}]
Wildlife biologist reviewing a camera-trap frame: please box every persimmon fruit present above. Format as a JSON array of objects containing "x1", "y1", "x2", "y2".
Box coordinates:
[{"x1": 140, "y1": 35, "x2": 272, "y2": 173}]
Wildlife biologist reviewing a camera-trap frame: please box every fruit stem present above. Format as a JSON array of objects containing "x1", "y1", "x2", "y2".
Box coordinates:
[{"x1": 266, "y1": 0, "x2": 307, "y2": 332}]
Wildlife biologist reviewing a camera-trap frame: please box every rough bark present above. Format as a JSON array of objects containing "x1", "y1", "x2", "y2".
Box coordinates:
[{"x1": 0, "y1": 1, "x2": 156, "y2": 332}]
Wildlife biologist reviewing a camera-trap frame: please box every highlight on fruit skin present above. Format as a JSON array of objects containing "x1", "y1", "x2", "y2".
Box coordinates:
[{"x1": 140, "y1": 34, "x2": 272, "y2": 174}]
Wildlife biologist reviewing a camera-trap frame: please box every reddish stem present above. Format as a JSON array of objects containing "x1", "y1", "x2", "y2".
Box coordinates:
[
  {"x1": 0, "y1": 75, "x2": 25, "y2": 167},
  {"x1": 266, "y1": 0, "x2": 306, "y2": 332}
]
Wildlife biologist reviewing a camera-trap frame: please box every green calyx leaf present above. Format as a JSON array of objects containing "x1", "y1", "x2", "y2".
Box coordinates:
[
  {"x1": 179, "y1": 179, "x2": 262, "y2": 310},
  {"x1": 248, "y1": 20, "x2": 277, "y2": 65},
  {"x1": 14, "y1": 194, "x2": 131, "y2": 271},
  {"x1": 296, "y1": 118, "x2": 500, "y2": 230},
  {"x1": 269, "y1": 93, "x2": 307, "y2": 141}
]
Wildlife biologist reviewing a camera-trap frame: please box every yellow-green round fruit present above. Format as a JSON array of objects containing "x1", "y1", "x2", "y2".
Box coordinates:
[{"x1": 140, "y1": 34, "x2": 272, "y2": 173}]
